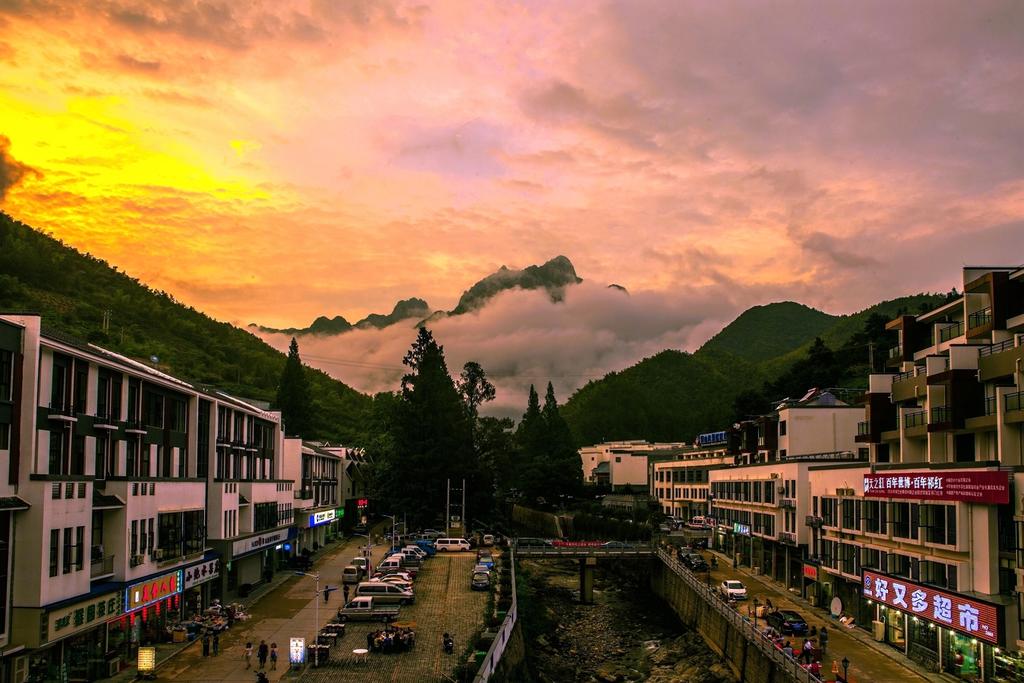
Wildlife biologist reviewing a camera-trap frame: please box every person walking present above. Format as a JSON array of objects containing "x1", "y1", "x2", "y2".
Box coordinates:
[
  {"x1": 818, "y1": 626, "x2": 828, "y2": 655},
  {"x1": 202, "y1": 632, "x2": 210, "y2": 657},
  {"x1": 244, "y1": 641, "x2": 253, "y2": 669},
  {"x1": 343, "y1": 584, "x2": 350, "y2": 604},
  {"x1": 269, "y1": 642, "x2": 278, "y2": 670},
  {"x1": 257, "y1": 640, "x2": 269, "y2": 670},
  {"x1": 212, "y1": 633, "x2": 220, "y2": 656},
  {"x1": 802, "y1": 638, "x2": 814, "y2": 664}
]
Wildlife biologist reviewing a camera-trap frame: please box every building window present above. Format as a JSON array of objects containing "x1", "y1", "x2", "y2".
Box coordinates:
[
  {"x1": 0, "y1": 423, "x2": 9, "y2": 451},
  {"x1": 49, "y1": 529, "x2": 59, "y2": 577},
  {"x1": 131, "y1": 520, "x2": 138, "y2": 557},
  {"x1": 48, "y1": 428, "x2": 69, "y2": 475},
  {"x1": 75, "y1": 526, "x2": 84, "y2": 571},
  {"x1": 0, "y1": 349, "x2": 12, "y2": 401},
  {"x1": 779, "y1": 420, "x2": 787, "y2": 436},
  {"x1": 62, "y1": 528, "x2": 72, "y2": 574},
  {"x1": 254, "y1": 502, "x2": 277, "y2": 532}
]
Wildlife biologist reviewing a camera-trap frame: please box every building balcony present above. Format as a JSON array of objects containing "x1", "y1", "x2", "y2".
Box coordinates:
[
  {"x1": 979, "y1": 339, "x2": 1024, "y2": 382},
  {"x1": 778, "y1": 498, "x2": 796, "y2": 509},
  {"x1": 778, "y1": 531, "x2": 798, "y2": 546},
  {"x1": 1007, "y1": 391, "x2": 1024, "y2": 414},
  {"x1": 805, "y1": 516, "x2": 823, "y2": 528},
  {"x1": 46, "y1": 402, "x2": 77, "y2": 422},
  {"x1": 90, "y1": 550, "x2": 115, "y2": 580},
  {"x1": 904, "y1": 410, "x2": 927, "y2": 429},
  {"x1": 92, "y1": 409, "x2": 120, "y2": 429},
  {"x1": 967, "y1": 307, "x2": 993, "y2": 334},
  {"x1": 125, "y1": 418, "x2": 147, "y2": 434},
  {"x1": 938, "y1": 320, "x2": 965, "y2": 344}
]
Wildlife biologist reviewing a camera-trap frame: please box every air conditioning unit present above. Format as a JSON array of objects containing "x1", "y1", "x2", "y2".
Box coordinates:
[
  {"x1": 837, "y1": 488, "x2": 856, "y2": 497},
  {"x1": 769, "y1": 473, "x2": 780, "y2": 479},
  {"x1": 153, "y1": 549, "x2": 165, "y2": 561},
  {"x1": 777, "y1": 487, "x2": 786, "y2": 493},
  {"x1": 130, "y1": 554, "x2": 145, "y2": 567}
]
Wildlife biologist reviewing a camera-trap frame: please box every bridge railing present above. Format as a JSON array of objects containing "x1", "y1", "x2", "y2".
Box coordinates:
[
  {"x1": 656, "y1": 549, "x2": 823, "y2": 683},
  {"x1": 513, "y1": 544, "x2": 654, "y2": 558},
  {"x1": 472, "y1": 547, "x2": 518, "y2": 683}
]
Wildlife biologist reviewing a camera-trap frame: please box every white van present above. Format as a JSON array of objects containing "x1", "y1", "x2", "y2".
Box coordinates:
[
  {"x1": 435, "y1": 538, "x2": 471, "y2": 552},
  {"x1": 355, "y1": 581, "x2": 415, "y2": 605}
]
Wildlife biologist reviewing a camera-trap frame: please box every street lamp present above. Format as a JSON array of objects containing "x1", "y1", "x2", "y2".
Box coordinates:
[
  {"x1": 353, "y1": 533, "x2": 372, "y2": 564},
  {"x1": 381, "y1": 514, "x2": 397, "y2": 552},
  {"x1": 295, "y1": 571, "x2": 321, "y2": 668},
  {"x1": 753, "y1": 598, "x2": 760, "y2": 628},
  {"x1": 841, "y1": 656, "x2": 850, "y2": 682}
]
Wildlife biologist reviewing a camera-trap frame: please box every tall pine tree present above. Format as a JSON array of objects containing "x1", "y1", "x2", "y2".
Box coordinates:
[
  {"x1": 542, "y1": 382, "x2": 582, "y2": 496},
  {"x1": 275, "y1": 337, "x2": 313, "y2": 437}
]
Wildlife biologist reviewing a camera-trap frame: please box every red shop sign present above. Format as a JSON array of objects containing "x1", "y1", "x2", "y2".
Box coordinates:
[
  {"x1": 863, "y1": 471, "x2": 1008, "y2": 504},
  {"x1": 862, "y1": 570, "x2": 1001, "y2": 645},
  {"x1": 803, "y1": 565, "x2": 818, "y2": 581}
]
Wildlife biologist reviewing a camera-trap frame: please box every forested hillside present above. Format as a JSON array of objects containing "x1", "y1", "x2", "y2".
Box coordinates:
[
  {"x1": 0, "y1": 213, "x2": 371, "y2": 443},
  {"x1": 563, "y1": 293, "x2": 948, "y2": 446}
]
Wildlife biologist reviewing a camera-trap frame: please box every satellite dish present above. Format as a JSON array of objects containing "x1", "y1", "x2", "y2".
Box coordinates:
[
  {"x1": 830, "y1": 597, "x2": 843, "y2": 617},
  {"x1": 150, "y1": 355, "x2": 159, "y2": 363}
]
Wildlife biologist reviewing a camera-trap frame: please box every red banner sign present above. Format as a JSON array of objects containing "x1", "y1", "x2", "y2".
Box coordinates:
[
  {"x1": 126, "y1": 570, "x2": 182, "y2": 612},
  {"x1": 552, "y1": 540, "x2": 604, "y2": 547},
  {"x1": 863, "y1": 471, "x2": 1008, "y2": 504},
  {"x1": 803, "y1": 564, "x2": 818, "y2": 581},
  {"x1": 862, "y1": 570, "x2": 1000, "y2": 644}
]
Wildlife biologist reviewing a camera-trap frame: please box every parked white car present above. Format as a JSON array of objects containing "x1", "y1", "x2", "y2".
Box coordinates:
[{"x1": 720, "y1": 580, "x2": 747, "y2": 600}]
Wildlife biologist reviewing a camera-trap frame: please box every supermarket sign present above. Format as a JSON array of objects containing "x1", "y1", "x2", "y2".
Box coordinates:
[
  {"x1": 862, "y1": 570, "x2": 1001, "y2": 645},
  {"x1": 863, "y1": 471, "x2": 1009, "y2": 504}
]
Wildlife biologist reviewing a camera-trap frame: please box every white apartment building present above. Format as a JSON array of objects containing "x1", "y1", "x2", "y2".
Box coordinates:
[
  {"x1": 284, "y1": 441, "x2": 343, "y2": 555},
  {"x1": 579, "y1": 440, "x2": 687, "y2": 489},
  {"x1": 0, "y1": 313, "x2": 296, "y2": 682}
]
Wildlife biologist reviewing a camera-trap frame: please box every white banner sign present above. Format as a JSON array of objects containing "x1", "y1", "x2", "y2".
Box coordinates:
[
  {"x1": 232, "y1": 529, "x2": 289, "y2": 557},
  {"x1": 183, "y1": 559, "x2": 219, "y2": 589}
]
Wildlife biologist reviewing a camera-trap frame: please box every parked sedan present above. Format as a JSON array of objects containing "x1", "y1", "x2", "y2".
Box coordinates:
[
  {"x1": 682, "y1": 554, "x2": 709, "y2": 572},
  {"x1": 471, "y1": 571, "x2": 492, "y2": 591},
  {"x1": 719, "y1": 580, "x2": 747, "y2": 600},
  {"x1": 766, "y1": 609, "x2": 809, "y2": 636}
]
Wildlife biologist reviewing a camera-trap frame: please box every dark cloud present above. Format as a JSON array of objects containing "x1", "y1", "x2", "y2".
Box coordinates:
[
  {"x1": 116, "y1": 53, "x2": 161, "y2": 72},
  {"x1": 0, "y1": 135, "x2": 37, "y2": 201},
  {"x1": 786, "y1": 225, "x2": 880, "y2": 269}
]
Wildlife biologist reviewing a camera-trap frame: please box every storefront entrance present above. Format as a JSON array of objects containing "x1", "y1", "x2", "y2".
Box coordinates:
[
  {"x1": 880, "y1": 605, "x2": 906, "y2": 651},
  {"x1": 945, "y1": 631, "x2": 982, "y2": 681}
]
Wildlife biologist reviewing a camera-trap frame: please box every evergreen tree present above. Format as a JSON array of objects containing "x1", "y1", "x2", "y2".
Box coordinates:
[
  {"x1": 456, "y1": 361, "x2": 496, "y2": 420},
  {"x1": 513, "y1": 385, "x2": 547, "y2": 502},
  {"x1": 275, "y1": 337, "x2": 314, "y2": 437},
  {"x1": 542, "y1": 383, "x2": 582, "y2": 497}
]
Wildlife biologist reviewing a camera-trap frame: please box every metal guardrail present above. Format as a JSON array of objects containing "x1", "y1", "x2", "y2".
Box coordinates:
[
  {"x1": 655, "y1": 549, "x2": 822, "y2": 683},
  {"x1": 938, "y1": 321, "x2": 964, "y2": 343},
  {"x1": 979, "y1": 339, "x2": 1015, "y2": 357},
  {"x1": 514, "y1": 545, "x2": 655, "y2": 558},
  {"x1": 904, "y1": 410, "x2": 926, "y2": 428},
  {"x1": 472, "y1": 548, "x2": 518, "y2": 683}
]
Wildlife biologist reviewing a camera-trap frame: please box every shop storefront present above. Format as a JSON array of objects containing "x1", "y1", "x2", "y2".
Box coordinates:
[
  {"x1": 19, "y1": 591, "x2": 123, "y2": 683},
  {"x1": 182, "y1": 558, "x2": 220, "y2": 619},
  {"x1": 732, "y1": 523, "x2": 751, "y2": 566},
  {"x1": 296, "y1": 508, "x2": 340, "y2": 555},
  {"x1": 864, "y1": 570, "x2": 1008, "y2": 682},
  {"x1": 124, "y1": 568, "x2": 184, "y2": 651},
  {"x1": 215, "y1": 527, "x2": 296, "y2": 599},
  {"x1": 802, "y1": 563, "x2": 820, "y2": 605}
]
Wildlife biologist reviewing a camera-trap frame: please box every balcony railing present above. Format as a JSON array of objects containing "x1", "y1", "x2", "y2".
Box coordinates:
[
  {"x1": 979, "y1": 339, "x2": 1015, "y2": 357},
  {"x1": 984, "y1": 396, "x2": 997, "y2": 416},
  {"x1": 894, "y1": 368, "x2": 915, "y2": 383},
  {"x1": 1007, "y1": 391, "x2": 1024, "y2": 414},
  {"x1": 778, "y1": 498, "x2": 796, "y2": 509},
  {"x1": 856, "y1": 421, "x2": 870, "y2": 436},
  {"x1": 778, "y1": 531, "x2": 797, "y2": 546},
  {"x1": 938, "y1": 321, "x2": 964, "y2": 343},
  {"x1": 805, "y1": 516, "x2": 823, "y2": 528},
  {"x1": 90, "y1": 553, "x2": 114, "y2": 578},
  {"x1": 904, "y1": 410, "x2": 927, "y2": 428},
  {"x1": 967, "y1": 307, "x2": 992, "y2": 330},
  {"x1": 930, "y1": 405, "x2": 952, "y2": 424},
  {"x1": 47, "y1": 402, "x2": 76, "y2": 418}
]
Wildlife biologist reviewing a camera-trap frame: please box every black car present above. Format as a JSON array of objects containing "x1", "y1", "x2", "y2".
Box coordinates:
[
  {"x1": 681, "y1": 553, "x2": 709, "y2": 572},
  {"x1": 766, "y1": 609, "x2": 809, "y2": 635}
]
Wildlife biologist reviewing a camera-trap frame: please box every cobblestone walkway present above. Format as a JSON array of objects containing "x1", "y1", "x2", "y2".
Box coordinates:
[{"x1": 299, "y1": 552, "x2": 488, "y2": 683}]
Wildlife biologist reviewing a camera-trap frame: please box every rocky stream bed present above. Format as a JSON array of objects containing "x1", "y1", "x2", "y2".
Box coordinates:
[{"x1": 518, "y1": 559, "x2": 738, "y2": 683}]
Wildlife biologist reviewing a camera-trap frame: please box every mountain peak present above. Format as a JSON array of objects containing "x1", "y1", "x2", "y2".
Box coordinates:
[{"x1": 450, "y1": 256, "x2": 583, "y2": 315}]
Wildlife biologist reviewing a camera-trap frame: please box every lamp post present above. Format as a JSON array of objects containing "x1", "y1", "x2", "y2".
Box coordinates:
[
  {"x1": 295, "y1": 571, "x2": 321, "y2": 667},
  {"x1": 753, "y1": 597, "x2": 760, "y2": 628},
  {"x1": 841, "y1": 656, "x2": 850, "y2": 682},
  {"x1": 354, "y1": 533, "x2": 372, "y2": 565},
  {"x1": 381, "y1": 514, "x2": 397, "y2": 552}
]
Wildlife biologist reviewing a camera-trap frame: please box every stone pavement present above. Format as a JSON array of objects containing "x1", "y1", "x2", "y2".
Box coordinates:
[
  {"x1": 146, "y1": 530, "x2": 392, "y2": 682},
  {"x1": 703, "y1": 548, "x2": 948, "y2": 683},
  {"x1": 299, "y1": 552, "x2": 488, "y2": 683}
]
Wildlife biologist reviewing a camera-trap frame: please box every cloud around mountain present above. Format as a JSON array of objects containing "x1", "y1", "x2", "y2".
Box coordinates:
[{"x1": 255, "y1": 278, "x2": 731, "y2": 416}]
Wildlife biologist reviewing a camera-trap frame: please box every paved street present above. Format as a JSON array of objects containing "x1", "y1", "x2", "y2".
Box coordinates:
[
  {"x1": 152, "y1": 534, "x2": 488, "y2": 683},
  {"x1": 699, "y1": 549, "x2": 941, "y2": 683}
]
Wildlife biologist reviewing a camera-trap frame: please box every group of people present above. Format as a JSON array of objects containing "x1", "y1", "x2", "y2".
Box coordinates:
[
  {"x1": 761, "y1": 625, "x2": 828, "y2": 674},
  {"x1": 243, "y1": 640, "x2": 278, "y2": 671},
  {"x1": 365, "y1": 626, "x2": 416, "y2": 653}
]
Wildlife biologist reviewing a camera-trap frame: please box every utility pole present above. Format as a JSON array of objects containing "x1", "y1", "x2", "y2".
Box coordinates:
[
  {"x1": 868, "y1": 341, "x2": 875, "y2": 372},
  {"x1": 445, "y1": 479, "x2": 451, "y2": 536}
]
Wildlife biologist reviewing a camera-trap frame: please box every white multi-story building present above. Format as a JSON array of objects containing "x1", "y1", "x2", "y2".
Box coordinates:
[
  {"x1": 0, "y1": 313, "x2": 298, "y2": 682},
  {"x1": 579, "y1": 440, "x2": 687, "y2": 489},
  {"x1": 284, "y1": 441, "x2": 343, "y2": 555}
]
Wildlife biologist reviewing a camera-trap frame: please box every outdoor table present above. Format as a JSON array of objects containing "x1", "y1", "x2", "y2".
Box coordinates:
[
  {"x1": 318, "y1": 632, "x2": 338, "y2": 646},
  {"x1": 352, "y1": 648, "x2": 369, "y2": 665},
  {"x1": 307, "y1": 644, "x2": 330, "y2": 666}
]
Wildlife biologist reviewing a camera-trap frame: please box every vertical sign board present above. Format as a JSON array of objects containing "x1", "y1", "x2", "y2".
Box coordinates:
[{"x1": 289, "y1": 637, "x2": 306, "y2": 665}]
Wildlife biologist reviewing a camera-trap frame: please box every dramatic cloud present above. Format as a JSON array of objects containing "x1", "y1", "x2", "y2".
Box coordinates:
[
  {"x1": 0, "y1": 135, "x2": 36, "y2": 200},
  {"x1": 256, "y1": 281, "x2": 742, "y2": 416},
  {"x1": 0, "y1": 0, "x2": 1021, "y2": 336}
]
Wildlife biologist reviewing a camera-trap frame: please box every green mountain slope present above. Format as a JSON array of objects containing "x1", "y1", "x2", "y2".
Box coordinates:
[
  {"x1": 698, "y1": 301, "x2": 836, "y2": 362},
  {"x1": 0, "y1": 213, "x2": 371, "y2": 443},
  {"x1": 559, "y1": 347, "x2": 762, "y2": 445},
  {"x1": 563, "y1": 293, "x2": 948, "y2": 445}
]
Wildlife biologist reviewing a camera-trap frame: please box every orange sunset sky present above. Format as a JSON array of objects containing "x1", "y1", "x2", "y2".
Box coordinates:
[{"x1": 1, "y1": 0, "x2": 1023, "y2": 329}]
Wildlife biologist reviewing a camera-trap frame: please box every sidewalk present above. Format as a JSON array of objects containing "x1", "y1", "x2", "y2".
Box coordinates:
[
  {"x1": 704, "y1": 548, "x2": 950, "y2": 683},
  {"x1": 109, "y1": 527, "x2": 390, "y2": 682}
]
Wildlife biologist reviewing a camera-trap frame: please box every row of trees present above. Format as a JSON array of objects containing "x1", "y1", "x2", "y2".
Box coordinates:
[{"x1": 275, "y1": 328, "x2": 583, "y2": 528}]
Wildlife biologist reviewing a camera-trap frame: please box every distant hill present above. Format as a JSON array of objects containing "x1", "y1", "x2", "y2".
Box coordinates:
[
  {"x1": 255, "y1": 298, "x2": 431, "y2": 337},
  {"x1": 698, "y1": 301, "x2": 836, "y2": 362},
  {"x1": 0, "y1": 212, "x2": 371, "y2": 444},
  {"x1": 563, "y1": 293, "x2": 947, "y2": 446},
  {"x1": 450, "y1": 255, "x2": 582, "y2": 314}
]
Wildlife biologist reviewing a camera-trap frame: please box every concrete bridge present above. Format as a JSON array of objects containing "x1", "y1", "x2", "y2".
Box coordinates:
[{"x1": 513, "y1": 542, "x2": 655, "y2": 604}]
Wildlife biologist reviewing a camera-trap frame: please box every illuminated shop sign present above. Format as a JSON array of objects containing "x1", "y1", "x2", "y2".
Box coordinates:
[
  {"x1": 698, "y1": 431, "x2": 728, "y2": 447},
  {"x1": 863, "y1": 471, "x2": 1009, "y2": 504},
  {"x1": 126, "y1": 570, "x2": 183, "y2": 612},
  {"x1": 732, "y1": 522, "x2": 751, "y2": 536},
  {"x1": 862, "y1": 570, "x2": 1001, "y2": 645},
  {"x1": 183, "y1": 560, "x2": 219, "y2": 589},
  {"x1": 309, "y1": 509, "x2": 336, "y2": 527}
]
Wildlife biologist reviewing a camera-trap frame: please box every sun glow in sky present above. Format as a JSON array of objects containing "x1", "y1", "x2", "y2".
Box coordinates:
[{"x1": 1, "y1": 1, "x2": 1023, "y2": 329}]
